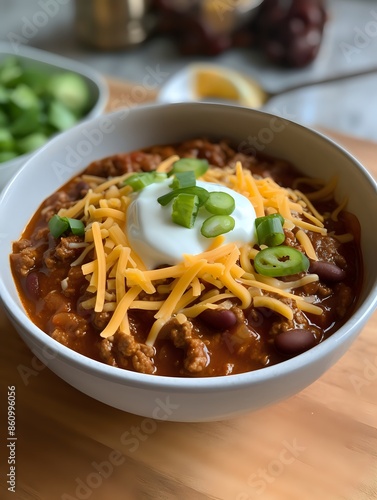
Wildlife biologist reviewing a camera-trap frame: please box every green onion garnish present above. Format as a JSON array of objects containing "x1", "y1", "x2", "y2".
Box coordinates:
[
  {"x1": 169, "y1": 170, "x2": 196, "y2": 190},
  {"x1": 157, "y1": 186, "x2": 210, "y2": 207},
  {"x1": 170, "y1": 158, "x2": 209, "y2": 178},
  {"x1": 205, "y1": 191, "x2": 235, "y2": 216},
  {"x1": 48, "y1": 214, "x2": 85, "y2": 239},
  {"x1": 172, "y1": 193, "x2": 200, "y2": 229},
  {"x1": 123, "y1": 171, "x2": 167, "y2": 191},
  {"x1": 255, "y1": 213, "x2": 285, "y2": 247},
  {"x1": 253, "y1": 246, "x2": 309, "y2": 277},
  {"x1": 201, "y1": 215, "x2": 235, "y2": 238}
]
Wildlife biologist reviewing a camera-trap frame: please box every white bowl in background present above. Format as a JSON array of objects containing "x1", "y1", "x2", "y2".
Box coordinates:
[
  {"x1": 0, "y1": 42, "x2": 108, "y2": 190},
  {"x1": 0, "y1": 102, "x2": 376, "y2": 422}
]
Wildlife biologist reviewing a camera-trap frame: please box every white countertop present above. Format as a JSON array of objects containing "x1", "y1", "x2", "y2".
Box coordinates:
[{"x1": 1, "y1": 0, "x2": 377, "y2": 141}]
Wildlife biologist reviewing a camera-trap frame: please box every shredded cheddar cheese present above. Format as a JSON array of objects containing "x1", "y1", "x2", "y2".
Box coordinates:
[{"x1": 57, "y1": 156, "x2": 348, "y2": 347}]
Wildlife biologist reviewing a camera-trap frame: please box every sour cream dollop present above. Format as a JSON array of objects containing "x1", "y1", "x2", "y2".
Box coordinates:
[{"x1": 127, "y1": 179, "x2": 257, "y2": 269}]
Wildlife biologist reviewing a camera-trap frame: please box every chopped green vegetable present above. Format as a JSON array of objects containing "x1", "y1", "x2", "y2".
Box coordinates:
[
  {"x1": 9, "y1": 84, "x2": 40, "y2": 114},
  {"x1": 47, "y1": 72, "x2": 91, "y2": 114},
  {"x1": 123, "y1": 171, "x2": 167, "y2": 191},
  {"x1": 68, "y1": 218, "x2": 86, "y2": 235},
  {"x1": 201, "y1": 215, "x2": 235, "y2": 238},
  {"x1": 253, "y1": 246, "x2": 309, "y2": 277},
  {"x1": 0, "y1": 129, "x2": 15, "y2": 151},
  {"x1": 48, "y1": 215, "x2": 69, "y2": 238},
  {"x1": 48, "y1": 214, "x2": 85, "y2": 238},
  {"x1": 205, "y1": 191, "x2": 235, "y2": 216},
  {"x1": 255, "y1": 213, "x2": 284, "y2": 229},
  {"x1": 0, "y1": 109, "x2": 8, "y2": 127},
  {"x1": 0, "y1": 57, "x2": 93, "y2": 164},
  {"x1": 170, "y1": 158, "x2": 209, "y2": 178},
  {"x1": 157, "y1": 186, "x2": 210, "y2": 207},
  {"x1": 256, "y1": 213, "x2": 285, "y2": 247},
  {"x1": 48, "y1": 100, "x2": 78, "y2": 131},
  {"x1": 169, "y1": 170, "x2": 196, "y2": 190},
  {"x1": 10, "y1": 108, "x2": 40, "y2": 137},
  {"x1": 0, "y1": 151, "x2": 18, "y2": 162},
  {"x1": 17, "y1": 133, "x2": 48, "y2": 154},
  {"x1": 172, "y1": 193, "x2": 200, "y2": 228},
  {"x1": 0, "y1": 57, "x2": 22, "y2": 86}
]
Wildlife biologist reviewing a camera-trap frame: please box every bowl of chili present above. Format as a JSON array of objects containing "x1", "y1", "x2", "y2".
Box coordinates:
[{"x1": 0, "y1": 102, "x2": 376, "y2": 422}]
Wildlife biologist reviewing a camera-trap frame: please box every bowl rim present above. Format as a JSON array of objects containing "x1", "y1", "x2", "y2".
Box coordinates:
[
  {"x1": 1, "y1": 102, "x2": 377, "y2": 392},
  {"x1": 0, "y1": 41, "x2": 109, "y2": 174}
]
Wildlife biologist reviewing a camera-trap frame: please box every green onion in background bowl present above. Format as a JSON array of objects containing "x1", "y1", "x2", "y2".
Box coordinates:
[{"x1": 0, "y1": 42, "x2": 108, "y2": 190}]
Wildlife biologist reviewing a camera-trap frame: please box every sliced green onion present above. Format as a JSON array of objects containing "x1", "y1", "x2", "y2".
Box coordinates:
[
  {"x1": 123, "y1": 171, "x2": 167, "y2": 191},
  {"x1": 48, "y1": 214, "x2": 69, "y2": 238},
  {"x1": 48, "y1": 214, "x2": 85, "y2": 239},
  {"x1": 157, "y1": 186, "x2": 209, "y2": 207},
  {"x1": 172, "y1": 193, "x2": 200, "y2": 229},
  {"x1": 255, "y1": 213, "x2": 284, "y2": 229},
  {"x1": 205, "y1": 191, "x2": 235, "y2": 216},
  {"x1": 169, "y1": 170, "x2": 196, "y2": 190},
  {"x1": 254, "y1": 246, "x2": 309, "y2": 277},
  {"x1": 256, "y1": 213, "x2": 285, "y2": 247},
  {"x1": 201, "y1": 215, "x2": 235, "y2": 238},
  {"x1": 68, "y1": 218, "x2": 86, "y2": 235},
  {"x1": 170, "y1": 158, "x2": 209, "y2": 178}
]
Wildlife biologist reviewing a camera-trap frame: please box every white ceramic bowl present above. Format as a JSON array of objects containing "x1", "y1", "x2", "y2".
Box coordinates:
[
  {"x1": 0, "y1": 103, "x2": 376, "y2": 422},
  {"x1": 0, "y1": 42, "x2": 108, "y2": 190}
]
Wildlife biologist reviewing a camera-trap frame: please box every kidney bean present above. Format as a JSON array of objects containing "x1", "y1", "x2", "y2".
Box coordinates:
[
  {"x1": 309, "y1": 260, "x2": 346, "y2": 282},
  {"x1": 274, "y1": 328, "x2": 317, "y2": 355},
  {"x1": 200, "y1": 309, "x2": 237, "y2": 331},
  {"x1": 25, "y1": 272, "x2": 40, "y2": 300},
  {"x1": 70, "y1": 180, "x2": 90, "y2": 199}
]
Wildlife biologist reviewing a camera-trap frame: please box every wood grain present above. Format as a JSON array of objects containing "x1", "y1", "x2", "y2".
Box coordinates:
[{"x1": 1, "y1": 79, "x2": 376, "y2": 500}]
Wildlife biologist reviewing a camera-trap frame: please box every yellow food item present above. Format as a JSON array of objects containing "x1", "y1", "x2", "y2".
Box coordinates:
[{"x1": 193, "y1": 64, "x2": 267, "y2": 108}]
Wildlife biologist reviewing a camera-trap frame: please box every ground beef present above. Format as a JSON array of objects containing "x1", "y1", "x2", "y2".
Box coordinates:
[
  {"x1": 334, "y1": 283, "x2": 354, "y2": 318},
  {"x1": 85, "y1": 152, "x2": 163, "y2": 177},
  {"x1": 132, "y1": 345, "x2": 155, "y2": 374},
  {"x1": 40, "y1": 191, "x2": 73, "y2": 221},
  {"x1": 63, "y1": 266, "x2": 85, "y2": 298},
  {"x1": 10, "y1": 241, "x2": 38, "y2": 277},
  {"x1": 99, "y1": 338, "x2": 117, "y2": 367},
  {"x1": 110, "y1": 332, "x2": 156, "y2": 374},
  {"x1": 310, "y1": 233, "x2": 344, "y2": 265},
  {"x1": 117, "y1": 332, "x2": 139, "y2": 357},
  {"x1": 51, "y1": 328, "x2": 71, "y2": 347},
  {"x1": 170, "y1": 319, "x2": 209, "y2": 373},
  {"x1": 52, "y1": 312, "x2": 88, "y2": 337},
  {"x1": 92, "y1": 311, "x2": 112, "y2": 331},
  {"x1": 50, "y1": 312, "x2": 88, "y2": 348},
  {"x1": 54, "y1": 236, "x2": 85, "y2": 262},
  {"x1": 269, "y1": 297, "x2": 310, "y2": 335},
  {"x1": 44, "y1": 290, "x2": 70, "y2": 314}
]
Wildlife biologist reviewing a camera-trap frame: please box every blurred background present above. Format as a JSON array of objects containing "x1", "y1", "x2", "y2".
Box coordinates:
[{"x1": 1, "y1": 0, "x2": 377, "y2": 141}]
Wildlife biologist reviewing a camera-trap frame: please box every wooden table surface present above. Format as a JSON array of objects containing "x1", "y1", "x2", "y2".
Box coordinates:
[{"x1": 1, "y1": 79, "x2": 377, "y2": 500}]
